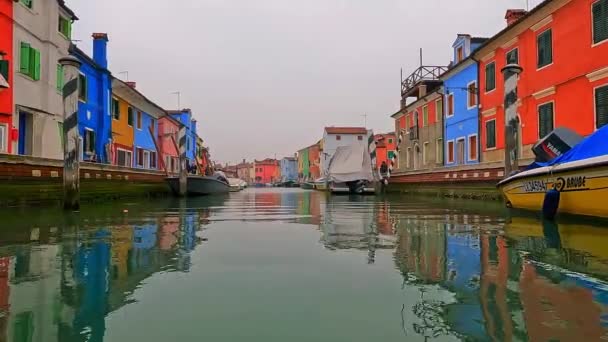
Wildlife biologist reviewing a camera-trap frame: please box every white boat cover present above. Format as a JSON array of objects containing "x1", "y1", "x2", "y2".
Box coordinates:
[{"x1": 327, "y1": 145, "x2": 374, "y2": 183}]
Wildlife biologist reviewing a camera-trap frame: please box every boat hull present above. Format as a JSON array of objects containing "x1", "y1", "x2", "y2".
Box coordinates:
[
  {"x1": 301, "y1": 182, "x2": 314, "y2": 190},
  {"x1": 498, "y1": 163, "x2": 608, "y2": 218},
  {"x1": 329, "y1": 182, "x2": 376, "y2": 195},
  {"x1": 166, "y1": 176, "x2": 230, "y2": 196}
]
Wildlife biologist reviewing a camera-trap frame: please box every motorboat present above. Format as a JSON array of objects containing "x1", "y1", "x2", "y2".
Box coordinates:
[
  {"x1": 227, "y1": 178, "x2": 245, "y2": 192},
  {"x1": 313, "y1": 177, "x2": 328, "y2": 191},
  {"x1": 166, "y1": 172, "x2": 230, "y2": 196},
  {"x1": 327, "y1": 145, "x2": 377, "y2": 195}
]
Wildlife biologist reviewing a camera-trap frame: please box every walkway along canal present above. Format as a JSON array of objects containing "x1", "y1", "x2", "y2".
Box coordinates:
[{"x1": 1, "y1": 188, "x2": 608, "y2": 341}]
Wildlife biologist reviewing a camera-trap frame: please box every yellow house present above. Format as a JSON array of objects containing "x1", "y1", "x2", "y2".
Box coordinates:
[{"x1": 111, "y1": 79, "x2": 136, "y2": 166}]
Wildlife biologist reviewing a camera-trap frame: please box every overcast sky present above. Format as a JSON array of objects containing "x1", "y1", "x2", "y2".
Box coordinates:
[{"x1": 66, "y1": 0, "x2": 540, "y2": 164}]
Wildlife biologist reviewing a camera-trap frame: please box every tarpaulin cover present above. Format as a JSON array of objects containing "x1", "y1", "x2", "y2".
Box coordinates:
[{"x1": 327, "y1": 145, "x2": 374, "y2": 183}]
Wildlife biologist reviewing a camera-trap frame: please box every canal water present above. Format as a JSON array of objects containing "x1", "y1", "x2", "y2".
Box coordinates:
[{"x1": 2, "y1": 188, "x2": 608, "y2": 341}]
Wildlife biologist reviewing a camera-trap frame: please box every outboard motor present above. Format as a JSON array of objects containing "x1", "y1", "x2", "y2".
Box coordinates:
[{"x1": 532, "y1": 127, "x2": 582, "y2": 162}]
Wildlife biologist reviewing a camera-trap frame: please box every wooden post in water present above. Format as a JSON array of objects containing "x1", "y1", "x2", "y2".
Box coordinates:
[
  {"x1": 501, "y1": 64, "x2": 523, "y2": 177},
  {"x1": 59, "y1": 56, "x2": 82, "y2": 211},
  {"x1": 178, "y1": 124, "x2": 188, "y2": 196}
]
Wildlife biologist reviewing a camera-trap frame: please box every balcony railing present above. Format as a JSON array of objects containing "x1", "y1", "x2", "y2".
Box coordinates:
[
  {"x1": 409, "y1": 125, "x2": 419, "y2": 140},
  {"x1": 401, "y1": 66, "x2": 448, "y2": 96}
]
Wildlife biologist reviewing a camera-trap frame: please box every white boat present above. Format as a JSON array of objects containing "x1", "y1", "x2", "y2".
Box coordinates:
[
  {"x1": 227, "y1": 178, "x2": 245, "y2": 192},
  {"x1": 327, "y1": 145, "x2": 377, "y2": 195}
]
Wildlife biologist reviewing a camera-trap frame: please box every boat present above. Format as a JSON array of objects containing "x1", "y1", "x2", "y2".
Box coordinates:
[
  {"x1": 313, "y1": 177, "x2": 328, "y2": 191},
  {"x1": 166, "y1": 172, "x2": 230, "y2": 196},
  {"x1": 327, "y1": 145, "x2": 377, "y2": 195},
  {"x1": 498, "y1": 124, "x2": 608, "y2": 218},
  {"x1": 227, "y1": 178, "x2": 245, "y2": 192},
  {"x1": 301, "y1": 182, "x2": 314, "y2": 190}
]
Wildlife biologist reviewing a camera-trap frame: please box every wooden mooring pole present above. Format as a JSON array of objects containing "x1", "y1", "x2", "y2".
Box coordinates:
[
  {"x1": 178, "y1": 124, "x2": 188, "y2": 196},
  {"x1": 501, "y1": 63, "x2": 523, "y2": 177},
  {"x1": 59, "y1": 56, "x2": 82, "y2": 211}
]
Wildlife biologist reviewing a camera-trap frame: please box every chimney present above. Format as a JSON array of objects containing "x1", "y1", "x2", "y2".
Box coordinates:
[
  {"x1": 505, "y1": 9, "x2": 527, "y2": 26},
  {"x1": 92, "y1": 33, "x2": 109, "y2": 69},
  {"x1": 419, "y1": 84, "x2": 427, "y2": 97},
  {"x1": 126, "y1": 81, "x2": 136, "y2": 89}
]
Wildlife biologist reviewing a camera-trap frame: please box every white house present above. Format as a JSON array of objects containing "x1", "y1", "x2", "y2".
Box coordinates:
[{"x1": 321, "y1": 127, "x2": 369, "y2": 176}]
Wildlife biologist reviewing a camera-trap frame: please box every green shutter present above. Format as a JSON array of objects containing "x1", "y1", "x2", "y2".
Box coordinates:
[
  {"x1": 486, "y1": 121, "x2": 496, "y2": 148},
  {"x1": 596, "y1": 86, "x2": 608, "y2": 129},
  {"x1": 20, "y1": 42, "x2": 30, "y2": 74},
  {"x1": 58, "y1": 122, "x2": 64, "y2": 150},
  {"x1": 0, "y1": 60, "x2": 8, "y2": 82},
  {"x1": 67, "y1": 20, "x2": 72, "y2": 39},
  {"x1": 56, "y1": 64, "x2": 63, "y2": 91},
  {"x1": 594, "y1": 0, "x2": 608, "y2": 44},
  {"x1": 537, "y1": 29, "x2": 553, "y2": 68},
  {"x1": 30, "y1": 48, "x2": 40, "y2": 80},
  {"x1": 485, "y1": 63, "x2": 496, "y2": 92},
  {"x1": 538, "y1": 103, "x2": 554, "y2": 138},
  {"x1": 20, "y1": 0, "x2": 32, "y2": 9}
]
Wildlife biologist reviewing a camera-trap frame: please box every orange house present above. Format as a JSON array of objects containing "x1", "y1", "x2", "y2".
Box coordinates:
[
  {"x1": 475, "y1": 0, "x2": 608, "y2": 163},
  {"x1": 374, "y1": 133, "x2": 396, "y2": 170},
  {"x1": 110, "y1": 84, "x2": 135, "y2": 167},
  {"x1": 308, "y1": 142, "x2": 321, "y2": 179}
]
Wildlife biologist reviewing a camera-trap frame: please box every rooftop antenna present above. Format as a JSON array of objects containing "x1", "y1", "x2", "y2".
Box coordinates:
[
  {"x1": 170, "y1": 91, "x2": 181, "y2": 109},
  {"x1": 118, "y1": 71, "x2": 129, "y2": 81},
  {"x1": 419, "y1": 48, "x2": 423, "y2": 67},
  {"x1": 526, "y1": 0, "x2": 530, "y2": 10},
  {"x1": 361, "y1": 114, "x2": 367, "y2": 128}
]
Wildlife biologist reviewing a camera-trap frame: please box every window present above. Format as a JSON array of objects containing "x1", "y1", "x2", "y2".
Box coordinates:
[
  {"x1": 150, "y1": 118, "x2": 156, "y2": 130},
  {"x1": 0, "y1": 124, "x2": 7, "y2": 153},
  {"x1": 485, "y1": 62, "x2": 496, "y2": 92},
  {"x1": 436, "y1": 99, "x2": 443, "y2": 121},
  {"x1": 56, "y1": 64, "x2": 63, "y2": 92},
  {"x1": 423, "y1": 142, "x2": 429, "y2": 165},
  {"x1": 457, "y1": 46, "x2": 464, "y2": 62},
  {"x1": 388, "y1": 138, "x2": 393, "y2": 144},
  {"x1": 84, "y1": 129, "x2": 95, "y2": 155},
  {"x1": 150, "y1": 151, "x2": 157, "y2": 169},
  {"x1": 127, "y1": 107, "x2": 134, "y2": 126},
  {"x1": 447, "y1": 141, "x2": 455, "y2": 163},
  {"x1": 58, "y1": 15, "x2": 72, "y2": 39},
  {"x1": 468, "y1": 135, "x2": 478, "y2": 161},
  {"x1": 436, "y1": 138, "x2": 443, "y2": 164},
  {"x1": 388, "y1": 150, "x2": 395, "y2": 160},
  {"x1": 505, "y1": 48, "x2": 520, "y2": 78},
  {"x1": 19, "y1": 0, "x2": 32, "y2": 9},
  {"x1": 357, "y1": 135, "x2": 363, "y2": 140},
  {"x1": 78, "y1": 73, "x2": 87, "y2": 102},
  {"x1": 336, "y1": 135, "x2": 341, "y2": 141},
  {"x1": 117, "y1": 149, "x2": 132, "y2": 167},
  {"x1": 0, "y1": 59, "x2": 8, "y2": 82},
  {"x1": 19, "y1": 42, "x2": 40, "y2": 80},
  {"x1": 467, "y1": 82, "x2": 477, "y2": 108},
  {"x1": 485, "y1": 120, "x2": 496, "y2": 149},
  {"x1": 136, "y1": 148, "x2": 144, "y2": 167},
  {"x1": 593, "y1": 0, "x2": 608, "y2": 44},
  {"x1": 538, "y1": 102, "x2": 554, "y2": 138},
  {"x1": 447, "y1": 94, "x2": 455, "y2": 116},
  {"x1": 596, "y1": 85, "x2": 608, "y2": 129},
  {"x1": 137, "y1": 111, "x2": 142, "y2": 130},
  {"x1": 537, "y1": 29, "x2": 553, "y2": 68},
  {"x1": 112, "y1": 98, "x2": 120, "y2": 120},
  {"x1": 422, "y1": 105, "x2": 429, "y2": 126}
]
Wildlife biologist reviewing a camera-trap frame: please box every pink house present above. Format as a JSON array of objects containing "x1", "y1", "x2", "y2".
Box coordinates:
[{"x1": 158, "y1": 115, "x2": 181, "y2": 174}]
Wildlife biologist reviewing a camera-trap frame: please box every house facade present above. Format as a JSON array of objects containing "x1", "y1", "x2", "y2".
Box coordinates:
[
  {"x1": 158, "y1": 115, "x2": 180, "y2": 174},
  {"x1": 12, "y1": 0, "x2": 77, "y2": 159},
  {"x1": 298, "y1": 147, "x2": 309, "y2": 181},
  {"x1": 308, "y1": 142, "x2": 321, "y2": 180},
  {"x1": 0, "y1": 0, "x2": 13, "y2": 154},
  {"x1": 475, "y1": 1, "x2": 608, "y2": 164},
  {"x1": 168, "y1": 109, "x2": 197, "y2": 166},
  {"x1": 441, "y1": 34, "x2": 487, "y2": 167},
  {"x1": 280, "y1": 157, "x2": 297, "y2": 182},
  {"x1": 254, "y1": 158, "x2": 279, "y2": 184},
  {"x1": 321, "y1": 127, "x2": 368, "y2": 176},
  {"x1": 71, "y1": 33, "x2": 112, "y2": 163},
  {"x1": 374, "y1": 133, "x2": 396, "y2": 170}
]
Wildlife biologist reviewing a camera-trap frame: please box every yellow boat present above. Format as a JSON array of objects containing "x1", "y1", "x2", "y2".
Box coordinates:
[{"x1": 498, "y1": 155, "x2": 608, "y2": 218}]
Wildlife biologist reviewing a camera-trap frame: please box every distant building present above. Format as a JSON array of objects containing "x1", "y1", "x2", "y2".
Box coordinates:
[
  {"x1": 158, "y1": 115, "x2": 180, "y2": 174},
  {"x1": 308, "y1": 142, "x2": 321, "y2": 180},
  {"x1": 280, "y1": 157, "x2": 297, "y2": 182},
  {"x1": 297, "y1": 147, "x2": 309, "y2": 181},
  {"x1": 254, "y1": 158, "x2": 279, "y2": 184},
  {"x1": 374, "y1": 133, "x2": 396, "y2": 170},
  {"x1": 236, "y1": 159, "x2": 252, "y2": 182},
  {"x1": 441, "y1": 34, "x2": 487, "y2": 167},
  {"x1": 167, "y1": 109, "x2": 197, "y2": 166},
  {"x1": 321, "y1": 127, "x2": 368, "y2": 176}
]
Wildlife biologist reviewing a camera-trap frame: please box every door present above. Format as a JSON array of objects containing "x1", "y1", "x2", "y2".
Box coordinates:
[
  {"x1": 143, "y1": 150, "x2": 150, "y2": 169},
  {"x1": 457, "y1": 139, "x2": 465, "y2": 165},
  {"x1": 18, "y1": 112, "x2": 28, "y2": 155}
]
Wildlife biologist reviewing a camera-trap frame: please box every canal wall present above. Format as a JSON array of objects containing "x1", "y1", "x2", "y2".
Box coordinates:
[
  {"x1": 0, "y1": 155, "x2": 170, "y2": 207},
  {"x1": 387, "y1": 159, "x2": 534, "y2": 201}
]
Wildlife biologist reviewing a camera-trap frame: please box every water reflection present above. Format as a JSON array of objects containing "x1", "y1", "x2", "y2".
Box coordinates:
[{"x1": 0, "y1": 190, "x2": 608, "y2": 340}]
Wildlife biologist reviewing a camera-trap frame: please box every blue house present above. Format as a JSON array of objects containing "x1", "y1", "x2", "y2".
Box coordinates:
[
  {"x1": 70, "y1": 33, "x2": 112, "y2": 163},
  {"x1": 168, "y1": 109, "x2": 197, "y2": 164},
  {"x1": 441, "y1": 34, "x2": 487, "y2": 166},
  {"x1": 280, "y1": 157, "x2": 297, "y2": 182}
]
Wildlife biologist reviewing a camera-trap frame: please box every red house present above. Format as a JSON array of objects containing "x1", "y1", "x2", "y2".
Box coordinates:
[
  {"x1": 254, "y1": 158, "x2": 279, "y2": 184},
  {"x1": 0, "y1": 0, "x2": 13, "y2": 154},
  {"x1": 374, "y1": 133, "x2": 396, "y2": 170},
  {"x1": 475, "y1": 0, "x2": 608, "y2": 163},
  {"x1": 158, "y1": 115, "x2": 181, "y2": 174}
]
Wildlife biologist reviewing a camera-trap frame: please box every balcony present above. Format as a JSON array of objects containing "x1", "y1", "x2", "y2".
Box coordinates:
[
  {"x1": 409, "y1": 125, "x2": 419, "y2": 140},
  {"x1": 401, "y1": 66, "x2": 448, "y2": 98}
]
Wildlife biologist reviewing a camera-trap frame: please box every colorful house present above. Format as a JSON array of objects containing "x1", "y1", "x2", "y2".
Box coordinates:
[
  {"x1": 158, "y1": 115, "x2": 181, "y2": 174},
  {"x1": 393, "y1": 65, "x2": 447, "y2": 172},
  {"x1": 12, "y1": 0, "x2": 77, "y2": 159},
  {"x1": 373, "y1": 133, "x2": 396, "y2": 170},
  {"x1": 308, "y1": 142, "x2": 321, "y2": 180},
  {"x1": 0, "y1": 0, "x2": 13, "y2": 154},
  {"x1": 474, "y1": 1, "x2": 608, "y2": 164},
  {"x1": 280, "y1": 156, "x2": 297, "y2": 182},
  {"x1": 167, "y1": 109, "x2": 197, "y2": 166},
  {"x1": 321, "y1": 127, "x2": 368, "y2": 176},
  {"x1": 254, "y1": 158, "x2": 279, "y2": 184},
  {"x1": 70, "y1": 33, "x2": 112, "y2": 163},
  {"x1": 298, "y1": 147, "x2": 309, "y2": 181},
  {"x1": 441, "y1": 34, "x2": 488, "y2": 166}
]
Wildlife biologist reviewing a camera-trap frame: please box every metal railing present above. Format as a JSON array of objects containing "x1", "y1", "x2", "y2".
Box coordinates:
[{"x1": 401, "y1": 66, "x2": 448, "y2": 96}]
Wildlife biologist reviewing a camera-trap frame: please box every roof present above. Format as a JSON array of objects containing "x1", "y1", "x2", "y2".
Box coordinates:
[
  {"x1": 324, "y1": 127, "x2": 367, "y2": 135},
  {"x1": 57, "y1": 0, "x2": 78, "y2": 20},
  {"x1": 69, "y1": 44, "x2": 109, "y2": 73},
  {"x1": 472, "y1": 0, "x2": 553, "y2": 60},
  {"x1": 166, "y1": 109, "x2": 192, "y2": 115},
  {"x1": 471, "y1": 37, "x2": 490, "y2": 44},
  {"x1": 112, "y1": 77, "x2": 167, "y2": 119}
]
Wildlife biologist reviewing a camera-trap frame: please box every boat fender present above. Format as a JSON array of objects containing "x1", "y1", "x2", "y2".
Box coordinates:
[{"x1": 542, "y1": 189, "x2": 560, "y2": 220}]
